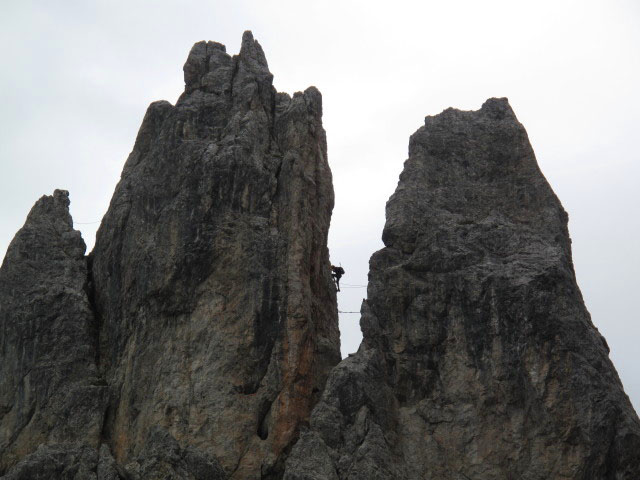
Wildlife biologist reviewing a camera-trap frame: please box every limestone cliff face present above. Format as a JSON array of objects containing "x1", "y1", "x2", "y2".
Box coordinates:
[
  {"x1": 0, "y1": 190, "x2": 107, "y2": 477},
  {"x1": 284, "y1": 99, "x2": 640, "y2": 479},
  {"x1": 90, "y1": 31, "x2": 340, "y2": 479}
]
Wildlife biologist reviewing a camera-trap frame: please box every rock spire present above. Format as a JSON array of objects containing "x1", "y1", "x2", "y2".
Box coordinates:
[
  {"x1": 0, "y1": 190, "x2": 108, "y2": 477},
  {"x1": 283, "y1": 98, "x2": 640, "y2": 479},
  {"x1": 90, "y1": 30, "x2": 340, "y2": 478}
]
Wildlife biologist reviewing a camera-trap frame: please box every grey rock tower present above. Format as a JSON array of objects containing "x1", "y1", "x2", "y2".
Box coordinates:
[
  {"x1": 0, "y1": 190, "x2": 107, "y2": 477},
  {"x1": 90, "y1": 31, "x2": 340, "y2": 478},
  {"x1": 284, "y1": 99, "x2": 640, "y2": 479}
]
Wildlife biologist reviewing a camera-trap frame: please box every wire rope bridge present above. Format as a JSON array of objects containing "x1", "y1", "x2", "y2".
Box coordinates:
[{"x1": 337, "y1": 283, "x2": 367, "y2": 314}]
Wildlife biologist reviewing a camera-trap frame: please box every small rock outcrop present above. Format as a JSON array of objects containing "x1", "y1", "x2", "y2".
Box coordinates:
[
  {"x1": 0, "y1": 190, "x2": 107, "y2": 475},
  {"x1": 90, "y1": 31, "x2": 340, "y2": 479},
  {"x1": 284, "y1": 99, "x2": 640, "y2": 479}
]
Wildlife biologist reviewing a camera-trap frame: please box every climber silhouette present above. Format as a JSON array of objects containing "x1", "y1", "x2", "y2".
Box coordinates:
[{"x1": 331, "y1": 265, "x2": 345, "y2": 292}]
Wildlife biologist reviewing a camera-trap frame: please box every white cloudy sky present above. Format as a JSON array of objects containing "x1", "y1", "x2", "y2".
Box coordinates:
[{"x1": 1, "y1": 0, "x2": 638, "y2": 412}]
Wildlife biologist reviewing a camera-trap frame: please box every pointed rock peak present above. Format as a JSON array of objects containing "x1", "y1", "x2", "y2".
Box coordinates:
[
  {"x1": 480, "y1": 96, "x2": 516, "y2": 120},
  {"x1": 241, "y1": 29, "x2": 255, "y2": 45},
  {"x1": 2, "y1": 189, "x2": 86, "y2": 274},
  {"x1": 0, "y1": 189, "x2": 101, "y2": 474},
  {"x1": 53, "y1": 188, "x2": 70, "y2": 203},
  {"x1": 182, "y1": 32, "x2": 271, "y2": 94},
  {"x1": 183, "y1": 39, "x2": 232, "y2": 93},
  {"x1": 27, "y1": 189, "x2": 74, "y2": 230},
  {"x1": 184, "y1": 40, "x2": 226, "y2": 66},
  {"x1": 40, "y1": 188, "x2": 70, "y2": 209},
  {"x1": 303, "y1": 86, "x2": 323, "y2": 116},
  {"x1": 183, "y1": 41, "x2": 208, "y2": 89},
  {"x1": 239, "y1": 30, "x2": 269, "y2": 70}
]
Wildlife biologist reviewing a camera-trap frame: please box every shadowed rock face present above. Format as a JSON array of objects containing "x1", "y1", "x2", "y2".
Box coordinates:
[
  {"x1": 0, "y1": 190, "x2": 107, "y2": 475},
  {"x1": 90, "y1": 31, "x2": 340, "y2": 478},
  {"x1": 284, "y1": 99, "x2": 640, "y2": 479}
]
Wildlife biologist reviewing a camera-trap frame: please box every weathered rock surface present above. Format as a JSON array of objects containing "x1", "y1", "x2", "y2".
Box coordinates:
[
  {"x1": 284, "y1": 99, "x2": 640, "y2": 479},
  {"x1": 121, "y1": 426, "x2": 225, "y2": 480},
  {"x1": 90, "y1": 31, "x2": 340, "y2": 479},
  {"x1": 0, "y1": 190, "x2": 107, "y2": 476}
]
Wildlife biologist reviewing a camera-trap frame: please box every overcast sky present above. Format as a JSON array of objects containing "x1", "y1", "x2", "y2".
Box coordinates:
[{"x1": 1, "y1": 0, "x2": 638, "y2": 413}]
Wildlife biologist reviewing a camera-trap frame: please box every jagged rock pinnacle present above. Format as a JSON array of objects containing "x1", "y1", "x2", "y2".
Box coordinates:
[
  {"x1": 0, "y1": 190, "x2": 109, "y2": 476},
  {"x1": 239, "y1": 30, "x2": 269, "y2": 69},
  {"x1": 90, "y1": 31, "x2": 339, "y2": 479}
]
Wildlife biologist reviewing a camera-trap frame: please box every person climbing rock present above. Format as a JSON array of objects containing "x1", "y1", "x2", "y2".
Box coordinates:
[{"x1": 331, "y1": 264, "x2": 345, "y2": 292}]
